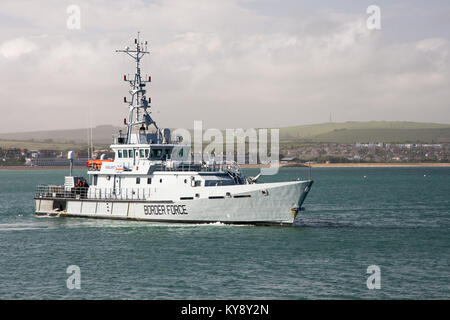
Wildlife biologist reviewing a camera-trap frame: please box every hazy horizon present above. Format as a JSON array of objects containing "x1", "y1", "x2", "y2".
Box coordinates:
[
  {"x1": 0, "y1": 120, "x2": 449, "y2": 135},
  {"x1": 1, "y1": 0, "x2": 449, "y2": 133}
]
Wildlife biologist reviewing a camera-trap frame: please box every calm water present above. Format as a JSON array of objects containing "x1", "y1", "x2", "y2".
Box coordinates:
[{"x1": 0, "y1": 167, "x2": 448, "y2": 299}]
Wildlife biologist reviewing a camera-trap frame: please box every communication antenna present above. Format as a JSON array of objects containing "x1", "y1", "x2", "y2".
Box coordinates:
[
  {"x1": 116, "y1": 32, "x2": 160, "y2": 143},
  {"x1": 86, "y1": 118, "x2": 90, "y2": 160},
  {"x1": 90, "y1": 108, "x2": 94, "y2": 160}
]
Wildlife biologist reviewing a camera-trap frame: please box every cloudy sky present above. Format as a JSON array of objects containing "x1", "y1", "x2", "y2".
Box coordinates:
[{"x1": 0, "y1": 0, "x2": 449, "y2": 133}]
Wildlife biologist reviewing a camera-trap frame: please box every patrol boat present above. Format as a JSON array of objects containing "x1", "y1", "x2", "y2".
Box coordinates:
[{"x1": 34, "y1": 36, "x2": 313, "y2": 226}]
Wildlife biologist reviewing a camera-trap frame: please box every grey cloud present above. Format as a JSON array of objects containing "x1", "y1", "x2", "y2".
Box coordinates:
[{"x1": 0, "y1": 0, "x2": 448, "y2": 133}]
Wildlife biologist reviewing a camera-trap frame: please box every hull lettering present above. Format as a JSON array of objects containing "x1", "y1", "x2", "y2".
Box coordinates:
[{"x1": 144, "y1": 204, "x2": 188, "y2": 215}]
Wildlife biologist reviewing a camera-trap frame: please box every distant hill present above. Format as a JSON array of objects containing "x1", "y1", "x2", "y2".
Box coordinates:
[
  {"x1": 279, "y1": 121, "x2": 450, "y2": 144},
  {"x1": 0, "y1": 139, "x2": 86, "y2": 151},
  {"x1": 0, "y1": 125, "x2": 121, "y2": 146},
  {"x1": 1, "y1": 121, "x2": 450, "y2": 150},
  {"x1": 305, "y1": 128, "x2": 450, "y2": 144}
]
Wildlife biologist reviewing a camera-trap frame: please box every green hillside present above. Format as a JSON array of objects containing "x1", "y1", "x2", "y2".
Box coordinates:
[
  {"x1": 0, "y1": 125, "x2": 120, "y2": 145},
  {"x1": 279, "y1": 121, "x2": 450, "y2": 143},
  {"x1": 309, "y1": 128, "x2": 450, "y2": 144},
  {"x1": 1, "y1": 121, "x2": 450, "y2": 150},
  {"x1": 0, "y1": 139, "x2": 87, "y2": 151}
]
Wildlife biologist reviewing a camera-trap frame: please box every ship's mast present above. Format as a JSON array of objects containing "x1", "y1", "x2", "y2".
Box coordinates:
[{"x1": 116, "y1": 32, "x2": 160, "y2": 144}]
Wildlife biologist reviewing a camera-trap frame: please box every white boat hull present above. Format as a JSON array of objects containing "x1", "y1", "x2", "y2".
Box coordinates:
[{"x1": 35, "y1": 180, "x2": 313, "y2": 226}]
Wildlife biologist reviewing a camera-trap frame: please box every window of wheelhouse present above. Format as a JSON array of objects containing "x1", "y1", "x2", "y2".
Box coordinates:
[
  {"x1": 118, "y1": 150, "x2": 123, "y2": 158},
  {"x1": 150, "y1": 148, "x2": 172, "y2": 160},
  {"x1": 122, "y1": 149, "x2": 128, "y2": 158},
  {"x1": 139, "y1": 149, "x2": 145, "y2": 158},
  {"x1": 128, "y1": 149, "x2": 133, "y2": 158},
  {"x1": 93, "y1": 175, "x2": 98, "y2": 186},
  {"x1": 165, "y1": 148, "x2": 172, "y2": 159},
  {"x1": 151, "y1": 148, "x2": 162, "y2": 159},
  {"x1": 136, "y1": 177, "x2": 140, "y2": 184}
]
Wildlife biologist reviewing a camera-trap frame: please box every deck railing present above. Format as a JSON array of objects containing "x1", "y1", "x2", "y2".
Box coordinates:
[
  {"x1": 35, "y1": 185, "x2": 153, "y2": 201},
  {"x1": 35, "y1": 185, "x2": 89, "y2": 199},
  {"x1": 86, "y1": 160, "x2": 242, "y2": 174},
  {"x1": 35, "y1": 162, "x2": 245, "y2": 201}
]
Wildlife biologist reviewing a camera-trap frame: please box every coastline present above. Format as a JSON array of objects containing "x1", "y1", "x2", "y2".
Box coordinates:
[
  {"x1": 239, "y1": 163, "x2": 450, "y2": 168},
  {"x1": 0, "y1": 166, "x2": 87, "y2": 170},
  {"x1": 2, "y1": 163, "x2": 449, "y2": 170},
  {"x1": 306, "y1": 162, "x2": 450, "y2": 168}
]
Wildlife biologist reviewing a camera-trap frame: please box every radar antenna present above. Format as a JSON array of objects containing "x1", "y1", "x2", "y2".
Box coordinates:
[{"x1": 116, "y1": 32, "x2": 160, "y2": 144}]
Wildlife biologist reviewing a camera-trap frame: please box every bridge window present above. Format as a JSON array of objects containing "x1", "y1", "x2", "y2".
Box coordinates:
[
  {"x1": 118, "y1": 150, "x2": 123, "y2": 158},
  {"x1": 136, "y1": 177, "x2": 140, "y2": 184},
  {"x1": 139, "y1": 149, "x2": 145, "y2": 158},
  {"x1": 122, "y1": 150, "x2": 128, "y2": 158},
  {"x1": 128, "y1": 149, "x2": 133, "y2": 158},
  {"x1": 150, "y1": 148, "x2": 172, "y2": 160},
  {"x1": 151, "y1": 148, "x2": 163, "y2": 159},
  {"x1": 147, "y1": 177, "x2": 152, "y2": 184},
  {"x1": 145, "y1": 149, "x2": 149, "y2": 158}
]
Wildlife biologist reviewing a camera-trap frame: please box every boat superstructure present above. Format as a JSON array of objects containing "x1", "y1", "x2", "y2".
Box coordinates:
[{"x1": 34, "y1": 35, "x2": 313, "y2": 226}]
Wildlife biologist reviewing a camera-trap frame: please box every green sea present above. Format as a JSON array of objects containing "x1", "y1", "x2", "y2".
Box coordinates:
[{"x1": 0, "y1": 167, "x2": 448, "y2": 299}]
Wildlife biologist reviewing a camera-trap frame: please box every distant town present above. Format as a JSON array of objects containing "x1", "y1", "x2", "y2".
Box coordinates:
[
  {"x1": 0, "y1": 148, "x2": 113, "y2": 167},
  {"x1": 1, "y1": 121, "x2": 449, "y2": 167},
  {"x1": 280, "y1": 142, "x2": 449, "y2": 164},
  {"x1": 1, "y1": 142, "x2": 449, "y2": 167}
]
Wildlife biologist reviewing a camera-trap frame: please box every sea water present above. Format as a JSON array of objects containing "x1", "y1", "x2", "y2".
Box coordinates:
[{"x1": 0, "y1": 167, "x2": 448, "y2": 299}]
